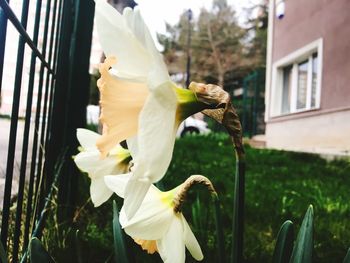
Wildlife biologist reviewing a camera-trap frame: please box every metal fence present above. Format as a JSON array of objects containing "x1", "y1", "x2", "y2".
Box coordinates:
[
  {"x1": 242, "y1": 69, "x2": 266, "y2": 137},
  {"x1": 0, "y1": 0, "x2": 94, "y2": 261}
]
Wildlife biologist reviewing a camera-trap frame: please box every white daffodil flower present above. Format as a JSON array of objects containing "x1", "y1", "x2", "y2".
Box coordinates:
[
  {"x1": 74, "y1": 128, "x2": 131, "y2": 207},
  {"x1": 94, "y1": 0, "x2": 208, "y2": 219},
  {"x1": 104, "y1": 174, "x2": 204, "y2": 263}
]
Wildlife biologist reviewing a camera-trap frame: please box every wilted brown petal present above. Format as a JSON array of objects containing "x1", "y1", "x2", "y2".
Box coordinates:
[
  {"x1": 173, "y1": 175, "x2": 217, "y2": 213},
  {"x1": 189, "y1": 82, "x2": 244, "y2": 158}
]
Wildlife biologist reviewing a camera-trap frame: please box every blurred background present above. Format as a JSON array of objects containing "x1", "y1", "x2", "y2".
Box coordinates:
[{"x1": 0, "y1": 0, "x2": 349, "y2": 262}]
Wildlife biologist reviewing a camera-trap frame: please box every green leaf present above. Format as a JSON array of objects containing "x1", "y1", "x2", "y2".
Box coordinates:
[
  {"x1": 272, "y1": 220, "x2": 294, "y2": 263},
  {"x1": 191, "y1": 195, "x2": 204, "y2": 240},
  {"x1": 343, "y1": 248, "x2": 350, "y2": 263},
  {"x1": 289, "y1": 205, "x2": 314, "y2": 263},
  {"x1": 29, "y1": 237, "x2": 55, "y2": 263},
  {"x1": 231, "y1": 160, "x2": 245, "y2": 263},
  {"x1": 213, "y1": 196, "x2": 226, "y2": 263},
  {"x1": 75, "y1": 230, "x2": 83, "y2": 263},
  {"x1": 0, "y1": 241, "x2": 8, "y2": 263},
  {"x1": 113, "y1": 200, "x2": 130, "y2": 263}
]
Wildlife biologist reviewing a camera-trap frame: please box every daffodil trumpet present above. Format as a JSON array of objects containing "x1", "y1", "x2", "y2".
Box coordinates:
[
  {"x1": 104, "y1": 174, "x2": 217, "y2": 263},
  {"x1": 74, "y1": 128, "x2": 131, "y2": 207}
]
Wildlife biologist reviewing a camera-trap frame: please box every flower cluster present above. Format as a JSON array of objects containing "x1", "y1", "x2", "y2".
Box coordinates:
[{"x1": 74, "y1": 1, "x2": 229, "y2": 262}]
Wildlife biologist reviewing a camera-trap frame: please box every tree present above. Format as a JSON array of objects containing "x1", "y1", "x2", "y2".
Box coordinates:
[
  {"x1": 158, "y1": 0, "x2": 268, "y2": 93},
  {"x1": 159, "y1": 1, "x2": 250, "y2": 91}
]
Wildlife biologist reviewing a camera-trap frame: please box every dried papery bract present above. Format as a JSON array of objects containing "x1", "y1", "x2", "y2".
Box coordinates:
[
  {"x1": 173, "y1": 175, "x2": 217, "y2": 213},
  {"x1": 189, "y1": 82, "x2": 244, "y2": 159}
]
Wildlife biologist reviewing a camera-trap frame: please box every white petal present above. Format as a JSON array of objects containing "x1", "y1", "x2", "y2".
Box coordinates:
[
  {"x1": 126, "y1": 136, "x2": 138, "y2": 159},
  {"x1": 74, "y1": 151, "x2": 120, "y2": 178},
  {"x1": 122, "y1": 7, "x2": 169, "y2": 88},
  {"x1": 104, "y1": 173, "x2": 132, "y2": 198},
  {"x1": 94, "y1": 0, "x2": 150, "y2": 78},
  {"x1": 157, "y1": 216, "x2": 186, "y2": 263},
  {"x1": 181, "y1": 214, "x2": 203, "y2": 261},
  {"x1": 120, "y1": 186, "x2": 173, "y2": 240},
  {"x1": 76, "y1": 128, "x2": 99, "y2": 151},
  {"x1": 124, "y1": 82, "x2": 178, "y2": 218},
  {"x1": 123, "y1": 7, "x2": 150, "y2": 51},
  {"x1": 135, "y1": 81, "x2": 177, "y2": 183},
  {"x1": 90, "y1": 177, "x2": 113, "y2": 207},
  {"x1": 123, "y1": 177, "x2": 152, "y2": 219}
]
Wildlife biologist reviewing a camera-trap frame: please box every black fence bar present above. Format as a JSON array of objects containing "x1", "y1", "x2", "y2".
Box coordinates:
[
  {"x1": 12, "y1": 0, "x2": 45, "y2": 258},
  {"x1": 0, "y1": 0, "x2": 9, "y2": 95},
  {"x1": 21, "y1": 0, "x2": 44, "y2": 252},
  {"x1": 0, "y1": 0, "x2": 94, "y2": 259},
  {"x1": 0, "y1": 0, "x2": 54, "y2": 74},
  {"x1": 43, "y1": 0, "x2": 64, "y2": 202},
  {"x1": 44, "y1": 0, "x2": 64, "y2": 157},
  {"x1": 0, "y1": 0, "x2": 31, "y2": 250},
  {"x1": 39, "y1": 0, "x2": 59, "y2": 198},
  {"x1": 26, "y1": 0, "x2": 52, "y2": 235},
  {"x1": 31, "y1": 0, "x2": 53, "y2": 228},
  {"x1": 45, "y1": 0, "x2": 74, "y2": 219},
  {"x1": 60, "y1": 0, "x2": 94, "y2": 220}
]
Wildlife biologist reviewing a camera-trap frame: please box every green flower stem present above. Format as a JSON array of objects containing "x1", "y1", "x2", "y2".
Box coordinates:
[
  {"x1": 231, "y1": 157, "x2": 245, "y2": 263},
  {"x1": 113, "y1": 201, "x2": 130, "y2": 263},
  {"x1": 213, "y1": 195, "x2": 226, "y2": 263}
]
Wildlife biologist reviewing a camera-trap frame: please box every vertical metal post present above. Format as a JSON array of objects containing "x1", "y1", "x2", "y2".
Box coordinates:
[
  {"x1": 44, "y1": 0, "x2": 63, "y2": 179},
  {"x1": 242, "y1": 78, "x2": 247, "y2": 136},
  {"x1": 0, "y1": 0, "x2": 30, "y2": 251},
  {"x1": 57, "y1": 0, "x2": 94, "y2": 222},
  {"x1": 252, "y1": 71, "x2": 258, "y2": 136},
  {"x1": 0, "y1": 0, "x2": 9, "y2": 95},
  {"x1": 30, "y1": 0, "x2": 52, "y2": 226},
  {"x1": 185, "y1": 9, "x2": 192, "y2": 88}
]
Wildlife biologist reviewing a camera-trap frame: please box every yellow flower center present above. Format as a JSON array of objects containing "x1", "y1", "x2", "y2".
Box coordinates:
[
  {"x1": 109, "y1": 144, "x2": 131, "y2": 163},
  {"x1": 159, "y1": 190, "x2": 176, "y2": 208},
  {"x1": 173, "y1": 86, "x2": 207, "y2": 123}
]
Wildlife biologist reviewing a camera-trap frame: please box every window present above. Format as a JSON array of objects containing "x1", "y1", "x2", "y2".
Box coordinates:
[{"x1": 271, "y1": 39, "x2": 322, "y2": 116}]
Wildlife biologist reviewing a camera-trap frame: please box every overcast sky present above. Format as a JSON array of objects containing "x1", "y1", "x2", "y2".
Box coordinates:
[{"x1": 135, "y1": 0, "x2": 262, "y2": 36}]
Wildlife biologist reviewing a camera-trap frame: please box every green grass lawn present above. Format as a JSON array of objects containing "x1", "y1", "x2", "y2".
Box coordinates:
[
  {"x1": 46, "y1": 133, "x2": 350, "y2": 262},
  {"x1": 164, "y1": 134, "x2": 350, "y2": 263}
]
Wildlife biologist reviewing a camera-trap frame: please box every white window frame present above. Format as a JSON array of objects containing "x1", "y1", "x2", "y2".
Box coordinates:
[{"x1": 270, "y1": 38, "x2": 323, "y2": 117}]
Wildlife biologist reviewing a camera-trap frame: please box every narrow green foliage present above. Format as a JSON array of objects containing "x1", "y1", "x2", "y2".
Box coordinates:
[
  {"x1": 191, "y1": 196, "x2": 203, "y2": 237},
  {"x1": 0, "y1": 241, "x2": 8, "y2": 263},
  {"x1": 231, "y1": 160, "x2": 245, "y2": 263},
  {"x1": 272, "y1": 220, "x2": 294, "y2": 263},
  {"x1": 113, "y1": 200, "x2": 129, "y2": 263},
  {"x1": 343, "y1": 248, "x2": 350, "y2": 263},
  {"x1": 75, "y1": 230, "x2": 83, "y2": 263},
  {"x1": 214, "y1": 196, "x2": 226, "y2": 263},
  {"x1": 289, "y1": 205, "x2": 314, "y2": 263},
  {"x1": 29, "y1": 238, "x2": 55, "y2": 263}
]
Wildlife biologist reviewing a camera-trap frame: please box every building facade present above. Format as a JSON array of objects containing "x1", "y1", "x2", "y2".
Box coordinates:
[{"x1": 264, "y1": 0, "x2": 350, "y2": 155}]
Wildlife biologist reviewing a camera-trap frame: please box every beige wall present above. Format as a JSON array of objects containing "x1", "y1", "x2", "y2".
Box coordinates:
[
  {"x1": 271, "y1": 0, "x2": 350, "y2": 110},
  {"x1": 266, "y1": 108, "x2": 350, "y2": 156},
  {"x1": 265, "y1": 0, "x2": 350, "y2": 155}
]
